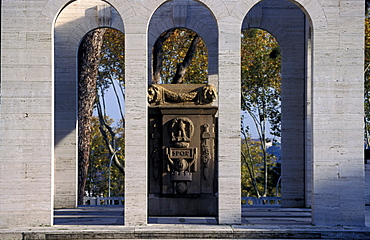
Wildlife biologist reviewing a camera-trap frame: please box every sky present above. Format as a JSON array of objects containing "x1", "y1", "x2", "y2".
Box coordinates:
[{"x1": 93, "y1": 81, "x2": 125, "y2": 126}]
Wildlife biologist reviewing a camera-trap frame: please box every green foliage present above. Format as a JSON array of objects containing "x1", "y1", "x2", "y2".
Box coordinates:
[
  {"x1": 160, "y1": 28, "x2": 208, "y2": 84},
  {"x1": 241, "y1": 133, "x2": 280, "y2": 197},
  {"x1": 241, "y1": 28, "x2": 281, "y2": 198},
  {"x1": 98, "y1": 28, "x2": 125, "y2": 91},
  {"x1": 86, "y1": 117, "x2": 125, "y2": 197},
  {"x1": 85, "y1": 28, "x2": 125, "y2": 197},
  {"x1": 241, "y1": 28, "x2": 281, "y2": 138}
]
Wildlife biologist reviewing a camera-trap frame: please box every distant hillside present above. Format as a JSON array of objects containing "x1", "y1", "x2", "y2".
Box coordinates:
[
  {"x1": 249, "y1": 138, "x2": 281, "y2": 161},
  {"x1": 267, "y1": 143, "x2": 281, "y2": 161}
]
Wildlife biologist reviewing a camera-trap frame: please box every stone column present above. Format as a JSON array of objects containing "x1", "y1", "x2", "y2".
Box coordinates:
[
  {"x1": 217, "y1": 19, "x2": 241, "y2": 224},
  {"x1": 311, "y1": 0, "x2": 365, "y2": 226},
  {"x1": 280, "y1": 11, "x2": 307, "y2": 208},
  {"x1": 0, "y1": 1, "x2": 54, "y2": 227},
  {"x1": 124, "y1": 19, "x2": 148, "y2": 226}
]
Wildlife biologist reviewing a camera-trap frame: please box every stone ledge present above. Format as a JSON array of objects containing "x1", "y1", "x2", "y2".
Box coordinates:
[{"x1": 1, "y1": 226, "x2": 370, "y2": 240}]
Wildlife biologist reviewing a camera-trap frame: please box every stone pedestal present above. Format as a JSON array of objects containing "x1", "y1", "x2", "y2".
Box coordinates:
[{"x1": 148, "y1": 84, "x2": 218, "y2": 216}]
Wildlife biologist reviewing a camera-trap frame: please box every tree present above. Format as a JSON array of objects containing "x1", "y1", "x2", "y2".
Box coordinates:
[
  {"x1": 241, "y1": 28, "x2": 281, "y2": 197},
  {"x1": 78, "y1": 28, "x2": 107, "y2": 205},
  {"x1": 78, "y1": 28, "x2": 125, "y2": 204},
  {"x1": 152, "y1": 28, "x2": 208, "y2": 84},
  {"x1": 86, "y1": 117, "x2": 125, "y2": 197},
  {"x1": 96, "y1": 29, "x2": 125, "y2": 178},
  {"x1": 97, "y1": 28, "x2": 125, "y2": 123},
  {"x1": 241, "y1": 130, "x2": 280, "y2": 198}
]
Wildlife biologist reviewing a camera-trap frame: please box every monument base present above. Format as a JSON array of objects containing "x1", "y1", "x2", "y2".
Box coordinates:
[{"x1": 148, "y1": 194, "x2": 218, "y2": 216}]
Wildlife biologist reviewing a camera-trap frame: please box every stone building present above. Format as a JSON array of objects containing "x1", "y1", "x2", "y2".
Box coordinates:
[{"x1": 0, "y1": 0, "x2": 366, "y2": 227}]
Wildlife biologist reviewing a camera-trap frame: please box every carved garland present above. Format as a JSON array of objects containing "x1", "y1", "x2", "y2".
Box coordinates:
[{"x1": 148, "y1": 84, "x2": 217, "y2": 105}]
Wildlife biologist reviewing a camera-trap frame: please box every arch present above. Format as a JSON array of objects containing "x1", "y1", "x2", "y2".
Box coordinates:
[
  {"x1": 241, "y1": 10, "x2": 289, "y2": 48},
  {"x1": 149, "y1": 0, "x2": 327, "y2": 33},
  {"x1": 42, "y1": 0, "x2": 135, "y2": 24},
  {"x1": 147, "y1": 0, "x2": 218, "y2": 84},
  {"x1": 286, "y1": 0, "x2": 327, "y2": 30},
  {"x1": 148, "y1": 0, "x2": 218, "y2": 46},
  {"x1": 241, "y1": 0, "x2": 311, "y2": 208},
  {"x1": 146, "y1": 0, "x2": 219, "y2": 219},
  {"x1": 53, "y1": 0, "x2": 125, "y2": 209},
  {"x1": 240, "y1": 27, "x2": 282, "y2": 200},
  {"x1": 235, "y1": 0, "x2": 327, "y2": 32}
]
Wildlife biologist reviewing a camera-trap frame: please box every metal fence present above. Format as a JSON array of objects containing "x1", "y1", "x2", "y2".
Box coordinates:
[
  {"x1": 242, "y1": 197, "x2": 281, "y2": 207},
  {"x1": 83, "y1": 196, "x2": 281, "y2": 207},
  {"x1": 83, "y1": 197, "x2": 124, "y2": 206}
]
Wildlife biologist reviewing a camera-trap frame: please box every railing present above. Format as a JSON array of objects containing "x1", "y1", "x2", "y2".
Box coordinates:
[
  {"x1": 83, "y1": 196, "x2": 281, "y2": 207},
  {"x1": 242, "y1": 197, "x2": 281, "y2": 207},
  {"x1": 83, "y1": 197, "x2": 124, "y2": 206}
]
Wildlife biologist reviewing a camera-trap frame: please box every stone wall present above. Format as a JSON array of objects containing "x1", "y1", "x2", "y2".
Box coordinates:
[{"x1": 0, "y1": 0, "x2": 366, "y2": 227}]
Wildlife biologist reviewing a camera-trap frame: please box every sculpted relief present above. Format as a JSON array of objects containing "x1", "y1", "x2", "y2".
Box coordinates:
[
  {"x1": 148, "y1": 83, "x2": 218, "y2": 215},
  {"x1": 148, "y1": 84, "x2": 217, "y2": 105}
]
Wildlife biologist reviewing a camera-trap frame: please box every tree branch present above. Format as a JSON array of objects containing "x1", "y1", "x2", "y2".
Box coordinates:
[
  {"x1": 109, "y1": 72, "x2": 125, "y2": 122},
  {"x1": 96, "y1": 99, "x2": 125, "y2": 175},
  {"x1": 172, "y1": 34, "x2": 201, "y2": 84},
  {"x1": 152, "y1": 30, "x2": 175, "y2": 84},
  {"x1": 241, "y1": 128, "x2": 261, "y2": 198}
]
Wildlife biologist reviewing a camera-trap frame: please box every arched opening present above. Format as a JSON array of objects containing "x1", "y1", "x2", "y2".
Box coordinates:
[
  {"x1": 151, "y1": 28, "x2": 208, "y2": 84},
  {"x1": 240, "y1": 28, "x2": 282, "y2": 203},
  {"x1": 53, "y1": 0, "x2": 126, "y2": 225},
  {"x1": 147, "y1": 0, "x2": 218, "y2": 86},
  {"x1": 147, "y1": 0, "x2": 218, "y2": 223},
  {"x1": 241, "y1": 0, "x2": 312, "y2": 217},
  {"x1": 147, "y1": 27, "x2": 217, "y2": 219},
  {"x1": 54, "y1": 27, "x2": 126, "y2": 225},
  {"x1": 79, "y1": 28, "x2": 126, "y2": 205}
]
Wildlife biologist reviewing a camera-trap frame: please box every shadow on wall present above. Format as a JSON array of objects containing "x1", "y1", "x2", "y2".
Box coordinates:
[{"x1": 54, "y1": 1, "x2": 124, "y2": 146}]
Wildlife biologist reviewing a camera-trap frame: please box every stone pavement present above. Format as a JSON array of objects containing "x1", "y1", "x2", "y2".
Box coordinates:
[{"x1": 0, "y1": 206, "x2": 369, "y2": 239}]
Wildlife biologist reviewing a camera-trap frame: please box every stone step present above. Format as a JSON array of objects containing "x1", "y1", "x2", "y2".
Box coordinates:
[
  {"x1": 16, "y1": 227, "x2": 370, "y2": 240},
  {"x1": 0, "y1": 207, "x2": 365, "y2": 240}
]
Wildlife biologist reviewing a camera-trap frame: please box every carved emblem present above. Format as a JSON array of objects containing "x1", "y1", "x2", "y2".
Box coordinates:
[
  {"x1": 166, "y1": 147, "x2": 197, "y2": 194},
  {"x1": 169, "y1": 117, "x2": 194, "y2": 148},
  {"x1": 166, "y1": 148, "x2": 197, "y2": 173},
  {"x1": 166, "y1": 117, "x2": 197, "y2": 194}
]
